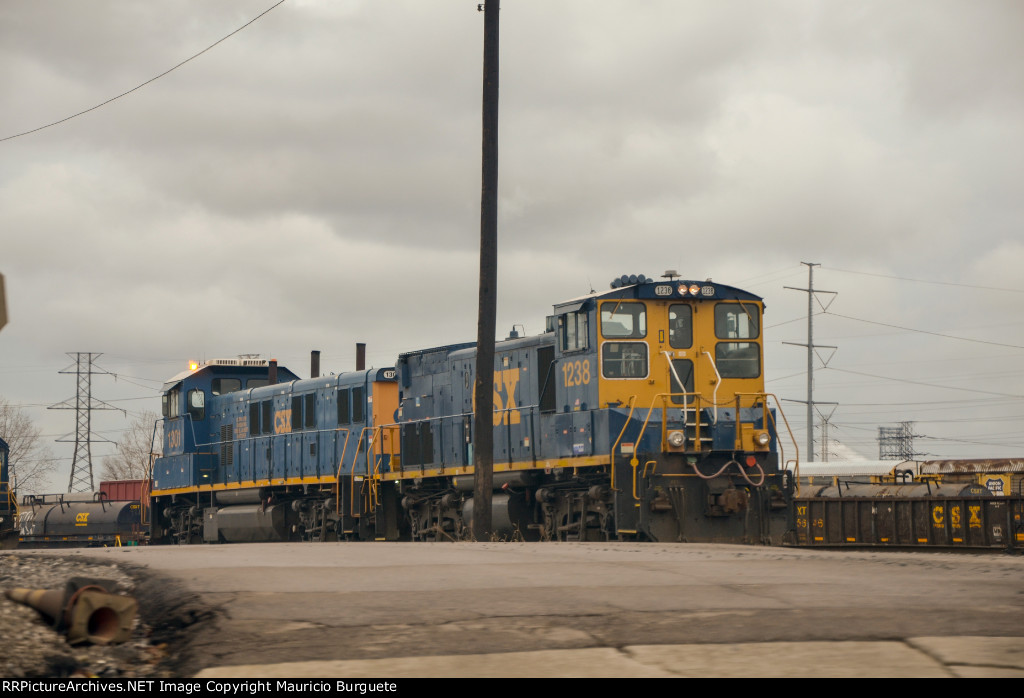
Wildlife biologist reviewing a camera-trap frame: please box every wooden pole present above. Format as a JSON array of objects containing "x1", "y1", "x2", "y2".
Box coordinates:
[{"x1": 472, "y1": 0, "x2": 499, "y2": 541}]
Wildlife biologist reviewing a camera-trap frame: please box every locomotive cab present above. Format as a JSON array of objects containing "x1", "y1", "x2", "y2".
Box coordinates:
[
  {"x1": 155, "y1": 359, "x2": 300, "y2": 491},
  {"x1": 547, "y1": 274, "x2": 790, "y2": 543},
  {"x1": 151, "y1": 357, "x2": 401, "y2": 544}
]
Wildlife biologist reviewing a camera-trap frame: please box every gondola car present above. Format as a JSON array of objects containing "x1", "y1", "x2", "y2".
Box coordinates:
[{"x1": 150, "y1": 273, "x2": 798, "y2": 544}]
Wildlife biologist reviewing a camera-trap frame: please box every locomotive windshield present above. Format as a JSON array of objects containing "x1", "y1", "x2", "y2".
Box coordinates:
[
  {"x1": 601, "y1": 301, "x2": 646, "y2": 338},
  {"x1": 714, "y1": 302, "x2": 761, "y2": 378}
]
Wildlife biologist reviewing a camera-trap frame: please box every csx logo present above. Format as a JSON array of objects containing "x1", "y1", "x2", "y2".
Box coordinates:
[
  {"x1": 274, "y1": 409, "x2": 292, "y2": 434},
  {"x1": 75, "y1": 512, "x2": 89, "y2": 527},
  {"x1": 493, "y1": 368, "x2": 521, "y2": 426},
  {"x1": 473, "y1": 368, "x2": 522, "y2": 426}
]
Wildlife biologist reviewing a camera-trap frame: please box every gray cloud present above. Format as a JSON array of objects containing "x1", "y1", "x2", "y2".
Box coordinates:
[{"x1": 2, "y1": 0, "x2": 1023, "y2": 490}]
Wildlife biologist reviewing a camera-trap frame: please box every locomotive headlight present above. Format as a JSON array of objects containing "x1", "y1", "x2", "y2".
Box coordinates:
[
  {"x1": 688, "y1": 284, "x2": 700, "y2": 295},
  {"x1": 756, "y1": 431, "x2": 771, "y2": 446},
  {"x1": 667, "y1": 430, "x2": 686, "y2": 448}
]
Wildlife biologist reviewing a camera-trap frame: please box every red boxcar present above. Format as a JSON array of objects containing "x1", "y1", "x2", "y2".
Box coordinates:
[{"x1": 99, "y1": 479, "x2": 151, "y2": 503}]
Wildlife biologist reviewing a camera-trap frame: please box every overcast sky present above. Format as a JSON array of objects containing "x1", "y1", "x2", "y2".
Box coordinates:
[{"x1": 2, "y1": 0, "x2": 1023, "y2": 493}]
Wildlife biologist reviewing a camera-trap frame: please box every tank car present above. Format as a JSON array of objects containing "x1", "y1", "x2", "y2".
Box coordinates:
[
  {"x1": 150, "y1": 273, "x2": 798, "y2": 544},
  {"x1": 18, "y1": 491, "x2": 144, "y2": 548}
]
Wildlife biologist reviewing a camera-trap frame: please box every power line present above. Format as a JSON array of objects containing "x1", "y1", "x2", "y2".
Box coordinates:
[
  {"x1": 826, "y1": 366, "x2": 1024, "y2": 399},
  {"x1": 765, "y1": 312, "x2": 823, "y2": 330},
  {"x1": 827, "y1": 267, "x2": 1024, "y2": 294},
  {"x1": 826, "y1": 311, "x2": 1024, "y2": 350},
  {"x1": 1, "y1": 0, "x2": 287, "y2": 143}
]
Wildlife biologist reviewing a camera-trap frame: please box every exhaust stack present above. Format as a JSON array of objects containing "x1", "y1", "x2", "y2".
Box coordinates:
[{"x1": 356, "y1": 343, "x2": 366, "y2": 372}]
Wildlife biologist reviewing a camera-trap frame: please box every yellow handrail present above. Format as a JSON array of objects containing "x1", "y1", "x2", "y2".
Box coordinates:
[
  {"x1": 332, "y1": 428, "x2": 352, "y2": 518},
  {"x1": 609, "y1": 395, "x2": 638, "y2": 492},
  {"x1": 761, "y1": 393, "x2": 800, "y2": 495}
]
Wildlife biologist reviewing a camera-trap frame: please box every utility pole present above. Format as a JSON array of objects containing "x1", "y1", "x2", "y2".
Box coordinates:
[
  {"x1": 472, "y1": 0, "x2": 499, "y2": 540},
  {"x1": 784, "y1": 262, "x2": 837, "y2": 462},
  {"x1": 49, "y1": 352, "x2": 121, "y2": 492},
  {"x1": 816, "y1": 405, "x2": 838, "y2": 462},
  {"x1": 0, "y1": 273, "x2": 7, "y2": 333}
]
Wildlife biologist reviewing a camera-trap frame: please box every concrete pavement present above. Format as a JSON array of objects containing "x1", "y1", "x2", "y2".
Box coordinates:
[
  {"x1": 24, "y1": 542, "x2": 1024, "y2": 678},
  {"x1": 195, "y1": 638, "x2": 1024, "y2": 678}
]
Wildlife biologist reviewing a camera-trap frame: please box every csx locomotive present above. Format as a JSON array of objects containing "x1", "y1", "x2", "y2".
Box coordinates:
[
  {"x1": 151, "y1": 273, "x2": 798, "y2": 545},
  {"x1": 1, "y1": 436, "x2": 17, "y2": 549}
]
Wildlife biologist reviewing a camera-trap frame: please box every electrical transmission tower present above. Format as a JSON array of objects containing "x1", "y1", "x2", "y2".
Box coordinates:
[
  {"x1": 784, "y1": 262, "x2": 838, "y2": 462},
  {"x1": 878, "y1": 421, "x2": 917, "y2": 460},
  {"x1": 49, "y1": 352, "x2": 121, "y2": 492},
  {"x1": 816, "y1": 405, "x2": 839, "y2": 462}
]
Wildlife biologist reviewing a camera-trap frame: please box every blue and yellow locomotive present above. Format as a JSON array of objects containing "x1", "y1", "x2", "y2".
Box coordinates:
[
  {"x1": 151, "y1": 273, "x2": 797, "y2": 544},
  {"x1": 1, "y1": 436, "x2": 18, "y2": 549}
]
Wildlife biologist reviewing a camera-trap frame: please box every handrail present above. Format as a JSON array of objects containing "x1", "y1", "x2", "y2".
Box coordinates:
[
  {"x1": 629, "y1": 390, "x2": 792, "y2": 461},
  {"x1": 760, "y1": 392, "x2": 800, "y2": 495},
  {"x1": 347, "y1": 426, "x2": 375, "y2": 515},
  {"x1": 661, "y1": 351, "x2": 688, "y2": 415},
  {"x1": 701, "y1": 350, "x2": 722, "y2": 423},
  {"x1": 333, "y1": 428, "x2": 352, "y2": 518},
  {"x1": 609, "y1": 395, "x2": 638, "y2": 492}
]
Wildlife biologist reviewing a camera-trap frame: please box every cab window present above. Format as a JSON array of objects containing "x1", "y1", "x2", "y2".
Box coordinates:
[
  {"x1": 716, "y1": 343, "x2": 760, "y2": 378},
  {"x1": 714, "y1": 303, "x2": 761, "y2": 378},
  {"x1": 163, "y1": 387, "x2": 181, "y2": 418},
  {"x1": 601, "y1": 342, "x2": 648, "y2": 379},
  {"x1": 559, "y1": 311, "x2": 589, "y2": 352},
  {"x1": 601, "y1": 302, "x2": 646, "y2": 339},
  {"x1": 714, "y1": 303, "x2": 759, "y2": 339},
  {"x1": 668, "y1": 305, "x2": 692, "y2": 348},
  {"x1": 212, "y1": 378, "x2": 241, "y2": 395},
  {"x1": 187, "y1": 389, "x2": 205, "y2": 421}
]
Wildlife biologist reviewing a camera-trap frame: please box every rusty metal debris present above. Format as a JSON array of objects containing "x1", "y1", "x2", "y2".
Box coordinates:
[{"x1": 4, "y1": 576, "x2": 137, "y2": 645}]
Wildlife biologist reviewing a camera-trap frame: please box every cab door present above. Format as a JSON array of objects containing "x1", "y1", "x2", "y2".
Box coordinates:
[{"x1": 662, "y1": 303, "x2": 696, "y2": 404}]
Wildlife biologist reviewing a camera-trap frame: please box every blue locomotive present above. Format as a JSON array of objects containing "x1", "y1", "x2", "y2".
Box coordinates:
[
  {"x1": 150, "y1": 273, "x2": 796, "y2": 544},
  {"x1": 0, "y1": 436, "x2": 17, "y2": 549}
]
